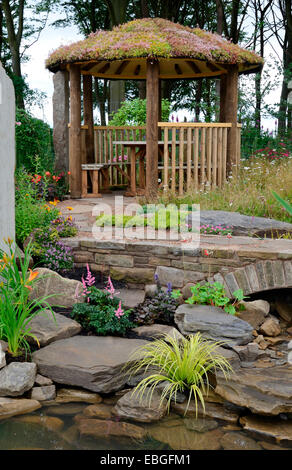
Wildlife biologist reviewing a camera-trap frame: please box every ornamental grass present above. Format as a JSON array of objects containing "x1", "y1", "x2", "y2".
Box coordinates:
[
  {"x1": 126, "y1": 332, "x2": 233, "y2": 416},
  {"x1": 157, "y1": 155, "x2": 292, "y2": 224}
]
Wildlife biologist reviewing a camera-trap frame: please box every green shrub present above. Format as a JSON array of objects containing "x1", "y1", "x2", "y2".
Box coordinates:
[
  {"x1": 15, "y1": 170, "x2": 60, "y2": 245},
  {"x1": 109, "y1": 98, "x2": 171, "y2": 126},
  {"x1": 15, "y1": 108, "x2": 54, "y2": 172}
]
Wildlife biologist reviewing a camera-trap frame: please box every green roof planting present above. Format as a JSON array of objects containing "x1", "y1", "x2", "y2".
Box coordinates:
[{"x1": 46, "y1": 18, "x2": 263, "y2": 75}]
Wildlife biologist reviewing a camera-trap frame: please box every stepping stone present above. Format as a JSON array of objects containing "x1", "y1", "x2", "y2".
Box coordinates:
[
  {"x1": 115, "y1": 288, "x2": 145, "y2": 309},
  {"x1": 32, "y1": 336, "x2": 148, "y2": 394},
  {"x1": 27, "y1": 310, "x2": 81, "y2": 346},
  {"x1": 215, "y1": 365, "x2": 292, "y2": 415}
]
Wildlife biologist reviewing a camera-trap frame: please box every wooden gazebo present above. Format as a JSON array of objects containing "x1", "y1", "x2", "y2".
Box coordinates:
[{"x1": 46, "y1": 18, "x2": 263, "y2": 199}]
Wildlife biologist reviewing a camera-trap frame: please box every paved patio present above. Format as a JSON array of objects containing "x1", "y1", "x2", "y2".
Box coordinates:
[{"x1": 58, "y1": 193, "x2": 292, "y2": 258}]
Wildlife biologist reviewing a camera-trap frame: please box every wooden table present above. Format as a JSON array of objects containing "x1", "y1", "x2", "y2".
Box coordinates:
[{"x1": 112, "y1": 141, "x2": 165, "y2": 196}]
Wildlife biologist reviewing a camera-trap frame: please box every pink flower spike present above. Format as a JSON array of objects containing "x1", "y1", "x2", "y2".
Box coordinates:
[
  {"x1": 105, "y1": 276, "x2": 119, "y2": 299},
  {"x1": 115, "y1": 300, "x2": 124, "y2": 318},
  {"x1": 86, "y1": 263, "x2": 95, "y2": 287}
]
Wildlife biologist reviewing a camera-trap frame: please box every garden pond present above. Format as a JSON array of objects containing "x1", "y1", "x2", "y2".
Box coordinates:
[{"x1": 0, "y1": 402, "x2": 290, "y2": 451}]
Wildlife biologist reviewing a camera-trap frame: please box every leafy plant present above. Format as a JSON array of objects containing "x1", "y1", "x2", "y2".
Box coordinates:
[
  {"x1": 174, "y1": 282, "x2": 246, "y2": 315},
  {"x1": 272, "y1": 191, "x2": 292, "y2": 216},
  {"x1": 71, "y1": 281, "x2": 135, "y2": 336},
  {"x1": 39, "y1": 237, "x2": 74, "y2": 273},
  {"x1": 0, "y1": 239, "x2": 56, "y2": 357},
  {"x1": 50, "y1": 215, "x2": 78, "y2": 238},
  {"x1": 126, "y1": 333, "x2": 233, "y2": 415}
]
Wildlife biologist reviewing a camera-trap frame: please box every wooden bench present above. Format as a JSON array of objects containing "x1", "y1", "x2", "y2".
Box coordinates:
[{"x1": 81, "y1": 164, "x2": 110, "y2": 198}]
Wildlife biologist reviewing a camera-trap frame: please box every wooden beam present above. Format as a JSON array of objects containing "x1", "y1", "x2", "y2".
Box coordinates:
[
  {"x1": 146, "y1": 59, "x2": 159, "y2": 200},
  {"x1": 82, "y1": 63, "x2": 96, "y2": 72},
  {"x1": 206, "y1": 62, "x2": 221, "y2": 73},
  {"x1": 134, "y1": 64, "x2": 141, "y2": 76},
  {"x1": 186, "y1": 60, "x2": 201, "y2": 74},
  {"x1": 69, "y1": 64, "x2": 82, "y2": 198},
  {"x1": 98, "y1": 63, "x2": 111, "y2": 74},
  {"x1": 83, "y1": 74, "x2": 95, "y2": 164},
  {"x1": 115, "y1": 60, "x2": 130, "y2": 75},
  {"x1": 175, "y1": 63, "x2": 183, "y2": 75}
]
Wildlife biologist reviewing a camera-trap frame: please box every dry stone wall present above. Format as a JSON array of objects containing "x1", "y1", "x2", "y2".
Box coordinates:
[
  {"x1": 0, "y1": 64, "x2": 15, "y2": 251},
  {"x1": 65, "y1": 238, "x2": 292, "y2": 298}
]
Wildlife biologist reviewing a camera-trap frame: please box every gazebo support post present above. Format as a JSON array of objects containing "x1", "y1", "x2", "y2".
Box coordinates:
[
  {"x1": 69, "y1": 64, "x2": 82, "y2": 198},
  {"x1": 146, "y1": 59, "x2": 159, "y2": 200},
  {"x1": 83, "y1": 74, "x2": 95, "y2": 164},
  {"x1": 220, "y1": 65, "x2": 239, "y2": 174}
]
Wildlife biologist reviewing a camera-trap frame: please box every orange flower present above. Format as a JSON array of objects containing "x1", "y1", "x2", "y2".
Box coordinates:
[
  {"x1": 27, "y1": 269, "x2": 39, "y2": 283},
  {"x1": 66, "y1": 206, "x2": 73, "y2": 211}
]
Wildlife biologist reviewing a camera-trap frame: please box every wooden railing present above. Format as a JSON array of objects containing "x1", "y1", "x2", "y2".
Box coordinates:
[{"x1": 80, "y1": 123, "x2": 241, "y2": 193}]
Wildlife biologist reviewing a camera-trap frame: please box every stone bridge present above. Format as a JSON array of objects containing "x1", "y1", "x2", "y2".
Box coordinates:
[{"x1": 66, "y1": 235, "x2": 292, "y2": 298}]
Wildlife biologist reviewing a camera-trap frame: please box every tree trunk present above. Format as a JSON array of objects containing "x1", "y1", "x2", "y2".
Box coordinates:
[{"x1": 2, "y1": 0, "x2": 25, "y2": 109}]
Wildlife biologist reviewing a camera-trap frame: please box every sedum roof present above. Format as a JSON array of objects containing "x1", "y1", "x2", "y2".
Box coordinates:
[{"x1": 46, "y1": 18, "x2": 263, "y2": 78}]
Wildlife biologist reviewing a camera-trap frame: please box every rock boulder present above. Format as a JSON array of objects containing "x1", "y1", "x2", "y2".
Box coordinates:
[
  {"x1": 0, "y1": 363, "x2": 37, "y2": 397},
  {"x1": 175, "y1": 304, "x2": 253, "y2": 347}
]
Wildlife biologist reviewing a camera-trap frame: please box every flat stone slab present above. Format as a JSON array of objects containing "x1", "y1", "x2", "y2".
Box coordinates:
[
  {"x1": 132, "y1": 324, "x2": 184, "y2": 342},
  {"x1": 240, "y1": 415, "x2": 292, "y2": 446},
  {"x1": 115, "y1": 288, "x2": 145, "y2": 309},
  {"x1": 27, "y1": 310, "x2": 81, "y2": 346},
  {"x1": 77, "y1": 418, "x2": 146, "y2": 440},
  {"x1": 215, "y1": 365, "x2": 292, "y2": 415},
  {"x1": 32, "y1": 336, "x2": 148, "y2": 394},
  {"x1": 187, "y1": 210, "x2": 292, "y2": 237},
  {"x1": 175, "y1": 304, "x2": 253, "y2": 347},
  {"x1": 0, "y1": 398, "x2": 41, "y2": 420}
]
